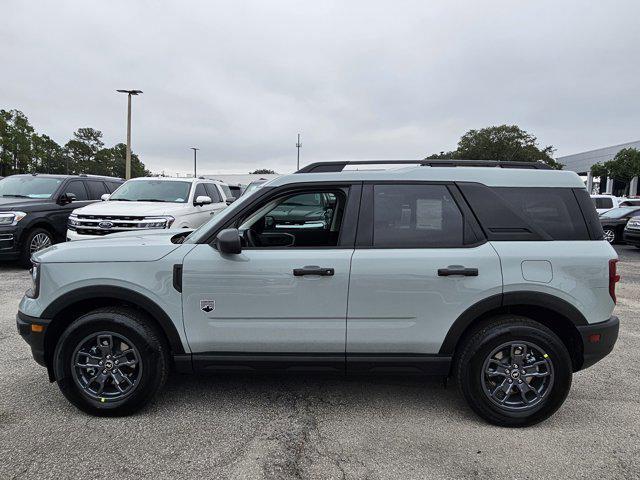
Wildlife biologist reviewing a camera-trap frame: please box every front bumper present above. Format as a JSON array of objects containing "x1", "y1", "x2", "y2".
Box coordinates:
[
  {"x1": 0, "y1": 225, "x2": 22, "y2": 259},
  {"x1": 16, "y1": 311, "x2": 51, "y2": 367},
  {"x1": 577, "y1": 316, "x2": 619, "y2": 370},
  {"x1": 623, "y1": 229, "x2": 640, "y2": 246}
]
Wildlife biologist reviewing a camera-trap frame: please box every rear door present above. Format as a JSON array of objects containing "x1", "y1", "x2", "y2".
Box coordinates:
[{"x1": 346, "y1": 183, "x2": 503, "y2": 370}]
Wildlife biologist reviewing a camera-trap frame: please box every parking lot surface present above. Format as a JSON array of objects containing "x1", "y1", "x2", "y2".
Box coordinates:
[{"x1": 1, "y1": 247, "x2": 639, "y2": 480}]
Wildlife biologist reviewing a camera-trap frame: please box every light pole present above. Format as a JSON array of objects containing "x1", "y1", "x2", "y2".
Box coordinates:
[
  {"x1": 116, "y1": 89, "x2": 143, "y2": 179},
  {"x1": 191, "y1": 147, "x2": 199, "y2": 177},
  {"x1": 296, "y1": 133, "x2": 302, "y2": 170}
]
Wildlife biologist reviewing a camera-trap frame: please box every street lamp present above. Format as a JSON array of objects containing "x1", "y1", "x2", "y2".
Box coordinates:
[
  {"x1": 191, "y1": 147, "x2": 199, "y2": 177},
  {"x1": 116, "y1": 89, "x2": 143, "y2": 179}
]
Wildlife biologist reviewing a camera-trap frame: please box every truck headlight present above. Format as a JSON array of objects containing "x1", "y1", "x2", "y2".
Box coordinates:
[
  {"x1": 137, "y1": 216, "x2": 175, "y2": 229},
  {"x1": 68, "y1": 214, "x2": 79, "y2": 229},
  {"x1": 26, "y1": 262, "x2": 40, "y2": 299},
  {"x1": 0, "y1": 211, "x2": 27, "y2": 226}
]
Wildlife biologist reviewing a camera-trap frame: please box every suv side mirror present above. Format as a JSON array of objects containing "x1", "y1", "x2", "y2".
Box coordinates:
[
  {"x1": 225, "y1": 196, "x2": 236, "y2": 205},
  {"x1": 195, "y1": 195, "x2": 212, "y2": 206},
  {"x1": 216, "y1": 228, "x2": 242, "y2": 254},
  {"x1": 101, "y1": 193, "x2": 111, "y2": 201},
  {"x1": 59, "y1": 192, "x2": 77, "y2": 205}
]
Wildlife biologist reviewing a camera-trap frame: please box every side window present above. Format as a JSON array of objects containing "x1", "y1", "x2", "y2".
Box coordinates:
[
  {"x1": 593, "y1": 197, "x2": 614, "y2": 209},
  {"x1": 236, "y1": 189, "x2": 348, "y2": 248},
  {"x1": 493, "y1": 187, "x2": 589, "y2": 240},
  {"x1": 193, "y1": 183, "x2": 207, "y2": 201},
  {"x1": 373, "y1": 184, "x2": 464, "y2": 248},
  {"x1": 204, "y1": 183, "x2": 222, "y2": 202},
  {"x1": 86, "y1": 180, "x2": 108, "y2": 199},
  {"x1": 106, "y1": 181, "x2": 123, "y2": 193},
  {"x1": 64, "y1": 181, "x2": 88, "y2": 201}
]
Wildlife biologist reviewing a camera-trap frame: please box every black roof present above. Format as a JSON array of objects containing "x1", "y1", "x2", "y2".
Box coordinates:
[
  {"x1": 7, "y1": 173, "x2": 124, "y2": 180},
  {"x1": 296, "y1": 160, "x2": 552, "y2": 173}
]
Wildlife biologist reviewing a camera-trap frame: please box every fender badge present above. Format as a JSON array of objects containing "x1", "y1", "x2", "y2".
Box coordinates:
[{"x1": 200, "y1": 300, "x2": 215, "y2": 313}]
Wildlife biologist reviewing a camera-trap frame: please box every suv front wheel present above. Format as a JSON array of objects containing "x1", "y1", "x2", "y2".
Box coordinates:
[
  {"x1": 53, "y1": 307, "x2": 169, "y2": 416},
  {"x1": 455, "y1": 316, "x2": 572, "y2": 427}
]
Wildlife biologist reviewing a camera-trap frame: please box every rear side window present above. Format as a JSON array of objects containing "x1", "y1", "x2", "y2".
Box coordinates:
[
  {"x1": 86, "y1": 180, "x2": 108, "y2": 199},
  {"x1": 204, "y1": 183, "x2": 222, "y2": 202},
  {"x1": 373, "y1": 184, "x2": 464, "y2": 247},
  {"x1": 493, "y1": 187, "x2": 589, "y2": 240},
  {"x1": 593, "y1": 197, "x2": 614, "y2": 209}
]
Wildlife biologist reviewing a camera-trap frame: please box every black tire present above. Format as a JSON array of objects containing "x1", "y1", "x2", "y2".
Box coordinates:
[
  {"x1": 455, "y1": 315, "x2": 572, "y2": 427},
  {"x1": 20, "y1": 227, "x2": 54, "y2": 266},
  {"x1": 53, "y1": 307, "x2": 170, "y2": 416},
  {"x1": 603, "y1": 227, "x2": 617, "y2": 244}
]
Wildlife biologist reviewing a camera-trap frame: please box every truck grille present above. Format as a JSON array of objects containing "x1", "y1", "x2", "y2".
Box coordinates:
[{"x1": 72, "y1": 215, "x2": 147, "y2": 236}]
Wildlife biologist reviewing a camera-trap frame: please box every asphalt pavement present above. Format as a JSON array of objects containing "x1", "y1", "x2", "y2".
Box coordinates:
[{"x1": 1, "y1": 247, "x2": 639, "y2": 479}]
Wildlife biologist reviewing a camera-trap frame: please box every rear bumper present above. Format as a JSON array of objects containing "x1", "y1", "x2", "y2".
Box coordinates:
[
  {"x1": 577, "y1": 316, "x2": 619, "y2": 370},
  {"x1": 16, "y1": 311, "x2": 51, "y2": 367},
  {"x1": 623, "y1": 229, "x2": 640, "y2": 245}
]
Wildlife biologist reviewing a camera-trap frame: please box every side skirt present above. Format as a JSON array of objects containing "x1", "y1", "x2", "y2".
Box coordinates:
[{"x1": 174, "y1": 353, "x2": 452, "y2": 376}]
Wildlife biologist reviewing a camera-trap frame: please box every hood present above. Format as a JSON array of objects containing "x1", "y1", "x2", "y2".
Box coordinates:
[
  {"x1": 0, "y1": 197, "x2": 52, "y2": 210},
  {"x1": 33, "y1": 231, "x2": 185, "y2": 263},
  {"x1": 73, "y1": 200, "x2": 188, "y2": 216}
]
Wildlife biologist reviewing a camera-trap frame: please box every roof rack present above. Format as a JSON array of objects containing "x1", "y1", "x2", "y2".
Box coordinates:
[{"x1": 295, "y1": 160, "x2": 552, "y2": 173}]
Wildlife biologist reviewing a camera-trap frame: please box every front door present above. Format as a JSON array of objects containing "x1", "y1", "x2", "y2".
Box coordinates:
[{"x1": 181, "y1": 185, "x2": 359, "y2": 357}]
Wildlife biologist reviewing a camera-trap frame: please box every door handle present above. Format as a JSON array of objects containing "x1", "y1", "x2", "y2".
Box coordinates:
[
  {"x1": 438, "y1": 266, "x2": 478, "y2": 277},
  {"x1": 293, "y1": 265, "x2": 335, "y2": 276}
]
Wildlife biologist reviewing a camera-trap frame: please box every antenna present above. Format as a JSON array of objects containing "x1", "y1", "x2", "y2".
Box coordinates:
[{"x1": 296, "y1": 133, "x2": 302, "y2": 170}]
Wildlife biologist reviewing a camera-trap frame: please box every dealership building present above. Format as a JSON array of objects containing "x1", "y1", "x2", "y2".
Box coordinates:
[{"x1": 558, "y1": 140, "x2": 640, "y2": 196}]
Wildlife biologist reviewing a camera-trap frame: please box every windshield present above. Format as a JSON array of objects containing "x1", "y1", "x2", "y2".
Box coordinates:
[
  {"x1": 0, "y1": 176, "x2": 62, "y2": 199},
  {"x1": 600, "y1": 206, "x2": 640, "y2": 219},
  {"x1": 592, "y1": 197, "x2": 614, "y2": 209},
  {"x1": 185, "y1": 192, "x2": 256, "y2": 243},
  {"x1": 109, "y1": 180, "x2": 191, "y2": 203},
  {"x1": 243, "y1": 181, "x2": 265, "y2": 196}
]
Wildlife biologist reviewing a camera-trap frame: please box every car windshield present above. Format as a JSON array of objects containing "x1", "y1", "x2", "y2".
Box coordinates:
[
  {"x1": 243, "y1": 181, "x2": 266, "y2": 196},
  {"x1": 109, "y1": 180, "x2": 191, "y2": 203},
  {"x1": 600, "y1": 206, "x2": 640, "y2": 219},
  {"x1": 592, "y1": 197, "x2": 614, "y2": 209},
  {"x1": 0, "y1": 176, "x2": 62, "y2": 199}
]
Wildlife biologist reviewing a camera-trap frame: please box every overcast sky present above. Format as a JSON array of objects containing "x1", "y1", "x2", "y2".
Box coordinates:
[{"x1": 2, "y1": 1, "x2": 640, "y2": 175}]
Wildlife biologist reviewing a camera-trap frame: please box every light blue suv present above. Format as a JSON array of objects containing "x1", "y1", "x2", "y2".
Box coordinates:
[{"x1": 17, "y1": 160, "x2": 620, "y2": 426}]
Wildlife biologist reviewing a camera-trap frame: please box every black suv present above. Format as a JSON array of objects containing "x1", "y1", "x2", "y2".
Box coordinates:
[{"x1": 0, "y1": 174, "x2": 123, "y2": 264}]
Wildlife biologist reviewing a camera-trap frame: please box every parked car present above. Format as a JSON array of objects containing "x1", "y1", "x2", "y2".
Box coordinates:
[
  {"x1": 618, "y1": 198, "x2": 640, "y2": 207},
  {"x1": 0, "y1": 174, "x2": 123, "y2": 264},
  {"x1": 66, "y1": 177, "x2": 232, "y2": 241},
  {"x1": 591, "y1": 194, "x2": 625, "y2": 214},
  {"x1": 623, "y1": 216, "x2": 640, "y2": 247},
  {"x1": 17, "y1": 160, "x2": 618, "y2": 427},
  {"x1": 599, "y1": 206, "x2": 640, "y2": 243}
]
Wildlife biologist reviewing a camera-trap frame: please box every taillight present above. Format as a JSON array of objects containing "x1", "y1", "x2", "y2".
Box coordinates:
[{"x1": 609, "y1": 259, "x2": 620, "y2": 303}]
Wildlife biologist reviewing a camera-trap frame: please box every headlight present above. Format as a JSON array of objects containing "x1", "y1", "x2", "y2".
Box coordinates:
[
  {"x1": 26, "y1": 262, "x2": 40, "y2": 299},
  {"x1": 0, "y1": 211, "x2": 27, "y2": 226},
  {"x1": 68, "y1": 214, "x2": 79, "y2": 229},
  {"x1": 627, "y1": 219, "x2": 640, "y2": 229},
  {"x1": 137, "y1": 216, "x2": 175, "y2": 229}
]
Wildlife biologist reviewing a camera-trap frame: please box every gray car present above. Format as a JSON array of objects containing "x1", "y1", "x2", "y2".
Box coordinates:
[{"x1": 16, "y1": 160, "x2": 619, "y2": 427}]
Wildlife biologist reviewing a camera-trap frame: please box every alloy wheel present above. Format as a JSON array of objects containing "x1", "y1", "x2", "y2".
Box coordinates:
[
  {"x1": 71, "y1": 331, "x2": 142, "y2": 402},
  {"x1": 30, "y1": 232, "x2": 52, "y2": 253},
  {"x1": 603, "y1": 229, "x2": 616, "y2": 244},
  {"x1": 481, "y1": 341, "x2": 554, "y2": 411}
]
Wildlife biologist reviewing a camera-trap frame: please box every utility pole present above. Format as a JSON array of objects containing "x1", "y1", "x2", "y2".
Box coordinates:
[
  {"x1": 191, "y1": 147, "x2": 199, "y2": 177},
  {"x1": 116, "y1": 89, "x2": 143, "y2": 179},
  {"x1": 296, "y1": 133, "x2": 302, "y2": 170}
]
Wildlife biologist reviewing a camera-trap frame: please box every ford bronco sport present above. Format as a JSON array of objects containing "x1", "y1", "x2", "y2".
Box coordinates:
[{"x1": 17, "y1": 160, "x2": 619, "y2": 427}]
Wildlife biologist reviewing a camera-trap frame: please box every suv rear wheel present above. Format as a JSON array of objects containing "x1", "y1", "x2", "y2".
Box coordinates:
[
  {"x1": 53, "y1": 307, "x2": 169, "y2": 416},
  {"x1": 455, "y1": 315, "x2": 572, "y2": 427}
]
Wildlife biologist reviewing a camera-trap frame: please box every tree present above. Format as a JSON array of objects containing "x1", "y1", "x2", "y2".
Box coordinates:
[
  {"x1": 591, "y1": 148, "x2": 640, "y2": 183},
  {"x1": 426, "y1": 125, "x2": 562, "y2": 169},
  {"x1": 250, "y1": 168, "x2": 276, "y2": 174},
  {"x1": 0, "y1": 109, "x2": 35, "y2": 176}
]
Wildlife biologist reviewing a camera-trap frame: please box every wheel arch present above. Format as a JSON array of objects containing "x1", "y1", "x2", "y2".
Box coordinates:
[
  {"x1": 440, "y1": 292, "x2": 586, "y2": 372},
  {"x1": 42, "y1": 286, "x2": 185, "y2": 380}
]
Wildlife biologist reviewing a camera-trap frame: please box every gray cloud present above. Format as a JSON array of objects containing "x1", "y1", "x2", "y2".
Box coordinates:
[{"x1": 2, "y1": 0, "x2": 640, "y2": 174}]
